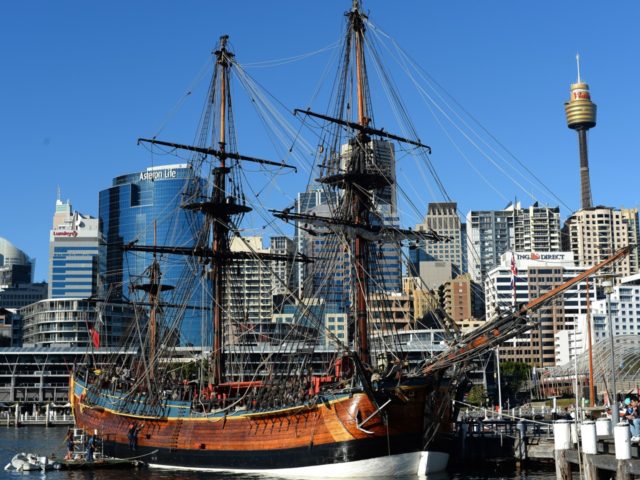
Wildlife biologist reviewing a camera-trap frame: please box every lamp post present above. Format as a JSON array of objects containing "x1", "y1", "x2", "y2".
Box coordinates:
[
  {"x1": 603, "y1": 279, "x2": 619, "y2": 425},
  {"x1": 496, "y1": 347, "x2": 503, "y2": 420}
]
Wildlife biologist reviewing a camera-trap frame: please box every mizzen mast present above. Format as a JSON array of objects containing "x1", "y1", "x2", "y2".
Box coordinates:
[{"x1": 130, "y1": 220, "x2": 174, "y2": 384}]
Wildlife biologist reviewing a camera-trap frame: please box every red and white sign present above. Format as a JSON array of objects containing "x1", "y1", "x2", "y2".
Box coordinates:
[{"x1": 53, "y1": 231, "x2": 78, "y2": 237}]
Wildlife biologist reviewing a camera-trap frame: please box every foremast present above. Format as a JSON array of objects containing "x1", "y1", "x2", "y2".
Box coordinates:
[{"x1": 136, "y1": 36, "x2": 297, "y2": 387}]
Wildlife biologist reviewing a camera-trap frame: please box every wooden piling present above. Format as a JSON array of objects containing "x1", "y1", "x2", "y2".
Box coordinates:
[
  {"x1": 553, "y1": 420, "x2": 571, "y2": 480},
  {"x1": 616, "y1": 459, "x2": 631, "y2": 480},
  {"x1": 554, "y1": 449, "x2": 571, "y2": 480},
  {"x1": 582, "y1": 453, "x2": 597, "y2": 480},
  {"x1": 515, "y1": 420, "x2": 527, "y2": 464}
]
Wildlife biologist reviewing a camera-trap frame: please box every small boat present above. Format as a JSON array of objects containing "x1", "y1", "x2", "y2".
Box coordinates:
[
  {"x1": 57, "y1": 457, "x2": 147, "y2": 471},
  {"x1": 4, "y1": 452, "x2": 56, "y2": 472}
]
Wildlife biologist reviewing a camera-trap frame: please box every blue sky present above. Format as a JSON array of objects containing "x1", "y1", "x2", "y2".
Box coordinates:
[{"x1": 1, "y1": 1, "x2": 639, "y2": 282}]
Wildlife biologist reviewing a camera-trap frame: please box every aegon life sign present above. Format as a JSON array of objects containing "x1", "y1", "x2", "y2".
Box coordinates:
[{"x1": 139, "y1": 169, "x2": 178, "y2": 182}]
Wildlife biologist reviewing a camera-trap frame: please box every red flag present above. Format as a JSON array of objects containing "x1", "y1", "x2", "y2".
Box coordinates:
[{"x1": 89, "y1": 326, "x2": 100, "y2": 348}]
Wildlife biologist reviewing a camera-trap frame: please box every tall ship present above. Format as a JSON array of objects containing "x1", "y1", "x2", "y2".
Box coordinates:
[{"x1": 69, "y1": 1, "x2": 633, "y2": 476}]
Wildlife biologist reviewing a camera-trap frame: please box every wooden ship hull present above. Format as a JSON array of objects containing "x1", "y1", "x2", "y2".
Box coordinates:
[{"x1": 70, "y1": 374, "x2": 449, "y2": 474}]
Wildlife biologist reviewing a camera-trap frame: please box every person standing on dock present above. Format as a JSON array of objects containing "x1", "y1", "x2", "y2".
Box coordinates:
[
  {"x1": 64, "y1": 429, "x2": 74, "y2": 460},
  {"x1": 128, "y1": 422, "x2": 143, "y2": 451},
  {"x1": 85, "y1": 435, "x2": 95, "y2": 462},
  {"x1": 623, "y1": 397, "x2": 640, "y2": 442}
]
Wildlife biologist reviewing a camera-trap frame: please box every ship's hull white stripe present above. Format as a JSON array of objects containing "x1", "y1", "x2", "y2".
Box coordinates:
[{"x1": 148, "y1": 450, "x2": 449, "y2": 477}]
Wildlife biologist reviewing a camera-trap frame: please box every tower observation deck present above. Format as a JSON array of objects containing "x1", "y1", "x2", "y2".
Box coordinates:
[{"x1": 564, "y1": 54, "x2": 597, "y2": 210}]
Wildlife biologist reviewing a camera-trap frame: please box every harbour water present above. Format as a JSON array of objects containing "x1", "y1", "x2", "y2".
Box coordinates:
[{"x1": 0, "y1": 426, "x2": 559, "y2": 479}]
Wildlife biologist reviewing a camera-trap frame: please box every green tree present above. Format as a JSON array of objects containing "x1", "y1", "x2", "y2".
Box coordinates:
[
  {"x1": 467, "y1": 385, "x2": 486, "y2": 406},
  {"x1": 500, "y1": 361, "x2": 532, "y2": 402}
]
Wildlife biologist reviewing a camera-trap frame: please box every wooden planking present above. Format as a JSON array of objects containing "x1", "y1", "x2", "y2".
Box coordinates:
[{"x1": 72, "y1": 383, "x2": 428, "y2": 454}]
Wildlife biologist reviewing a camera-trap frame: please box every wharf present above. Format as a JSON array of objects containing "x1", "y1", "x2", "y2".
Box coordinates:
[
  {"x1": 564, "y1": 437, "x2": 640, "y2": 477},
  {"x1": 449, "y1": 418, "x2": 640, "y2": 479},
  {"x1": 1, "y1": 411, "x2": 73, "y2": 427},
  {"x1": 448, "y1": 419, "x2": 556, "y2": 465}
]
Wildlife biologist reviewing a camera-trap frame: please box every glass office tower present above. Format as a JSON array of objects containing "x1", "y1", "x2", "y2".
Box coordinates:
[{"x1": 99, "y1": 164, "x2": 210, "y2": 346}]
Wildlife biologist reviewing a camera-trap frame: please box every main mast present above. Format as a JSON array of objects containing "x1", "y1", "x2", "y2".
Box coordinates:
[
  {"x1": 350, "y1": 0, "x2": 371, "y2": 367},
  {"x1": 211, "y1": 35, "x2": 232, "y2": 386},
  {"x1": 290, "y1": 0, "x2": 433, "y2": 367}
]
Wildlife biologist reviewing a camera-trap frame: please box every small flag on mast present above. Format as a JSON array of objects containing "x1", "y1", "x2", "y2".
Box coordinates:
[{"x1": 88, "y1": 325, "x2": 100, "y2": 349}]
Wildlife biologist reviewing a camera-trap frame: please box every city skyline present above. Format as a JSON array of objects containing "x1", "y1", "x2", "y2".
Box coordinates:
[{"x1": 2, "y1": 1, "x2": 639, "y2": 281}]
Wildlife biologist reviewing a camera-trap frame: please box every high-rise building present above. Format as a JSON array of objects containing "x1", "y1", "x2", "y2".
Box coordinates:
[
  {"x1": 0, "y1": 283, "x2": 47, "y2": 309},
  {"x1": 467, "y1": 206, "x2": 515, "y2": 284},
  {"x1": 590, "y1": 273, "x2": 640, "y2": 339},
  {"x1": 368, "y1": 291, "x2": 413, "y2": 334},
  {"x1": 556, "y1": 272, "x2": 640, "y2": 365},
  {"x1": 99, "y1": 164, "x2": 210, "y2": 346},
  {"x1": 413, "y1": 203, "x2": 464, "y2": 274},
  {"x1": 226, "y1": 236, "x2": 273, "y2": 327},
  {"x1": 402, "y1": 276, "x2": 438, "y2": 323},
  {"x1": 270, "y1": 236, "x2": 296, "y2": 298},
  {"x1": 296, "y1": 139, "x2": 402, "y2": 303},
  {"x1": 467, "y1": 202, "x2": 561, "y2": 284},
  {"x1": 513, "y1": 203, "x2": 561, "y2": 252},
  {"x1": 340, "y1": 139, "x2": 397, "y2": 213},
  {"x1": 361, "y1": 140, "x2": 401, "y2": 293},
  {"x1": 562, "y1": 207, "x2": 639, "y2": 280},
  {"x1": 484, "y1": 251, "x2": 595, "y2": 367},
  {"x1": 0, "y1": 307, "x2": 17, "y2": 346},
  {"x1": 0, "y1": 237, "x2": 34, "y2": 287},
  {"x1": 0, "y1": 238, "x2": 45, "y2": 311},
  {"x1": 295, "y1": 189, "x2": 339, "y2": 297},
  {"x1": 337, "y1": 139, "x2": 402, "y2": 293},
  {"x1": 20, "y1": 298, "x2": 130, "y2": 348},
  {"x1": 295, "y1": 188, "x2": 352, "y2": 306},
  {"x1": 441, "y1": 274, "x2": 481, "y2": 324},
  {"x1": 48, "y1": 198, "x2": 99, "y2": 299}
]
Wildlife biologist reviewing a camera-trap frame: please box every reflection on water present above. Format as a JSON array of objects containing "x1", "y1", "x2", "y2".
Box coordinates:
[{"x1": 0, "y1": 426, "x2": 557, "y2": 479}]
